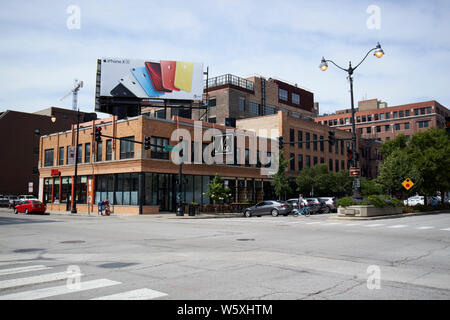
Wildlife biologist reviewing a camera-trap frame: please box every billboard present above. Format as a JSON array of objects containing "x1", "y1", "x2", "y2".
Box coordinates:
[{"x1": 99, "y1": 58, "x2": 204, "y2": 101}]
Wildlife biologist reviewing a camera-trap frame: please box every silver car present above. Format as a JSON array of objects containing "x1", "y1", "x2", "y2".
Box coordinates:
[{"x1": 243, "y1": 201, "x2": 292, "y2": 217}]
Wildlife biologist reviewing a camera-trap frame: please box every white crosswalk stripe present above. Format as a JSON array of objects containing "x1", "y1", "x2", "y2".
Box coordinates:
[
  {"x1": 416, "y1": 226, "x2": 434, "y2": 230},
  {"x1": 0, "y1": 271, "x2": 83, "y2": 290},
  {"x1": 0, "y1": 265, "x2": 51, "y2": 276},
  {"x1": 387, "y1": 225, "x2": 408, "y2": 229},
  {"x1": 91, "y1": 288, "x2": 168, "y2": 300},
  {"x1": 0, "y1": 278, "x2": 121, "y2": 300},
  {"x1": 440, "y1": 228, "x2": 450, "y2": 231},
  {"x1": 364, "y1": 224, "x2": 385, "y2": 228}
]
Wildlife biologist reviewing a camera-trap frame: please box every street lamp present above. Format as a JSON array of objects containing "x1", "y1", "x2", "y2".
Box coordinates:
[{"x1": 320, "y1": 42, "x2": 384, "y2": 199}]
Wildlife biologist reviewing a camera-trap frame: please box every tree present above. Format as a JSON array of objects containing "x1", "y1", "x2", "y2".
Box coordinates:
[
  {"x1": 271, "y1": 151, "x2": 291, "y2": 200},
  {"x1": 360, "y1": 176, "x2": 383, "y2": 197},
  {"x1": 204, "y1": 173, "x2": 232, "y2": 204}
]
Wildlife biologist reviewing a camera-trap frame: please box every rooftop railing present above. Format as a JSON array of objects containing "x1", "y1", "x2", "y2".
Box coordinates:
[{"x1": 205, "y1": 74, "x2": 254, "y2": 91}]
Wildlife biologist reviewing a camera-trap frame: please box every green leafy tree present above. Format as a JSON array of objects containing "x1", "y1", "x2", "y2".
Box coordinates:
[
  {"x1": 271, "y1": 151, "x2": 291, "y2": 200},
  {"x1": 360, "y1": 177, "x2": 383, "y2": 197},
  {"x1": 204, "y1": 173, "x2": 232, "y2": 204}
]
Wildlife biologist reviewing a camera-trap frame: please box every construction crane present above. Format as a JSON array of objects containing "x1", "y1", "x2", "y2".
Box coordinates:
[{"x1": 60, "y1": 79, "x2": 83, "y2": 110}]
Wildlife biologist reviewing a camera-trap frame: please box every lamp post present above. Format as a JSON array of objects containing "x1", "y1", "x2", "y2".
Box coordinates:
[
  {"x1": 176, "y1": 137, "x2": 184, "y2": 216},
  {"x1": 319, "y1": 43, "x2": 384, "y2": 199},
  {"x1": 71, "y1": 108, "x2": 80, "y2": 213}
]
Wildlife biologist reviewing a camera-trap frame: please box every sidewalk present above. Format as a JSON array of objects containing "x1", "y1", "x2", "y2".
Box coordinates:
[{"x1": 45, "y1": 209, "x2": 243, "y2": 219}]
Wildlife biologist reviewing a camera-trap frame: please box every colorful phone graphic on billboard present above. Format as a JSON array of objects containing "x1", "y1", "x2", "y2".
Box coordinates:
[{"x1": 99, "y1": 58, "x2": 203, "y2": 100}]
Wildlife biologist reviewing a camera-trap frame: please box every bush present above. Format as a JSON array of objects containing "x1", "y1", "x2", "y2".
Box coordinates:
[
  {"x1": 367, "y1": 195, "x2": 386, "y2": 208},
  {"x1": 337, "y1": 197, "x2": 355, "y2": 207}
]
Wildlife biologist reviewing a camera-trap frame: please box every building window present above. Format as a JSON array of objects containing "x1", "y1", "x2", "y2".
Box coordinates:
[
  {"x1": 367, "y1": 127, "x2": 371, "y2": 134},
  {"x1": 329, "y1": 159, "x2": 333, "y2": 171},
  {"x1": 155, "y1": 109, "x2": 166, "y2": 119},
  {"x1": 106, "y1": 140, "x2": 113, "y2": 161},
  {"x1": 306, "y1": 155, "x2": 311, "y2": 168},
  {"x1": 328, "y1": 120, "x2": 333, "y2": 126},
  {"x1": 341, "y1": 140, "x2": 344, "y2": 155},
  {"x1": 208, "y1": 117, "x2": 216, "y2": 123},
  {"x1": 305, "y1": 132, "x2": 310, "y2": 149},
  {"x1": 374, "y1": 114, "x2": 379, "y2": 121},
  {"x1": 405, "y1": 110, "x2": 410, "y2": 117},
  {"x1": 85, "y1": 143, "x2": 91, "y2": 163},
  {"x1": 290, "y1": 129, "x2": 295, "y2": 146},
  {"x1": 44, "y1": 149, "x2": 54, "y2": 167},
  {"x1": 313, "y1": 156, "x2": 318, "y2": 166},
  {"x1": 298, "y1": 154, "x2": 303, "y2": 171},
  {"x1": 279, "y1": 88, "x2": 288, "y2": 101},
  {"x1": 362, "y1": 116, "x2": 366, "y2": 122},
  {"x1": 249, "y1": 101, "x2": 259, "y2": 114},
  {"x1": 209, "y1": 98, "x2": 217, "y2": 107},
  {"x1": 395, "y1": 123, "x2": 400, "y2": 131},
  {"x1": 386, "y1": 112, "x2": 390, "y2": 119},
  {"x1": 313, "y1": 134, "x2": 317, "y2": 151},
  {"x1": 418, "y1": 120, "x2": 429, "y2": 128},
  {"x1": 393, "y1": 111, "x2": 398, "y2": 118},
  {"x1": 341, "y1": 160, "x2": 345, "y2": 171},
  {"x1": 320, "y1": 157, "x2": 324, "y2": 164},
  {"x1": 380, "y1": 113, "x2": 385, "y2": 120},
  {"x1": 320, "y1": 135, "x2": 324, "y2": 152},
  {"x1": 333, "y1": 119, "x2": 338, "y2": 126},
  {"x1": 420, "y1": 108, "x2": 426, "y2": 115},
  {"x1": 291, "y1": 112, "x2": 300, "y2": 118},
  {"x1": 292, "y1": 93, "x2": 300, "y2": 105},
  {"x1": 399, "y1": 110, "x2": 404, "y2": 117},
  {"x1": 335, "y1": 159, "x2": 339, "y2": 172},
  {"x1": 238, "y1": 97, "x2": 245, "y2": 111},
  {"x1": 404, "y1": 122, "x2": 410, "y2": 130},
  {"x1": 357, "y1": 116, "x2": 361, "y2": 123},
  {"x1": 120, "y1": 137, "x2": 135, "y2": 159},
  {"x1": 339, "y1": 118, "x2": 344, "y2": 125},
  {"x1": 414, "y1": 109, "x2": 419, "y2": 116},
  {"x1": 58, "y1": 147, "x2": 64, "y2": 166},
  {"x1": 298, "y1": 131, "x2": 303, "y2": 149},
  {"x1": 77, "y1": 144, "x2": 82, "y2": 164},
  {"x1": 367, "y1": 115, "x2": 372, "y2": 122},
  {"x1": 151, "y1": 137, "x2": 169, "y2": 160},
  {"x1": 376, "y1": 126, "x2": 381, "y2": 133},
  {"x1": 345, "y1": 118, "x2": 350, "y2": 124},
  {"x1": 290, "y1": 153, "x2": 295, "y2": 171},
  {"x1": 96, "y1": 141, "x2": 103, "y2": 162},
  {"x1": 426, "y1": 107, "x2": 432, "y2": 114},
  {"x1": 263, "y1": 105, "x2": 276, "y2": 115},
  {"x1": 385, "y1": 125, "x2": 390, "y2": 132}
]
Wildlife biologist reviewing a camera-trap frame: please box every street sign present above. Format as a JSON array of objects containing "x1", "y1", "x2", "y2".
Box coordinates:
[
  {"x1": 349, "y1": 167, "x2": 361, "y2": 176},
  {"x1": 213, "y1": 133, "x2": 234, "y2": 155},
  {"x1": 164, "y1": 145, "x2": 177, "y2": 152},
  {"x1": 402, "y1": 178, "x2": 414, "y2": 190}
]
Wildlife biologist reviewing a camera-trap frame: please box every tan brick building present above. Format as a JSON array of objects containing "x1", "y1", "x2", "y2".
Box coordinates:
[{"x1": 38, "y1": 115, "x2": 280, "y2": 214}]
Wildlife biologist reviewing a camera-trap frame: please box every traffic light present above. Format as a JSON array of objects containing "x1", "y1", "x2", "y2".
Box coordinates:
[
  {"x1": 446, "y1": 116, "x2": 450, "y2": 134},
  {"x1": 328, "y1": 131, "x2": 336, "y2": 146},
  {"x1": 278, "y1": 136, "x2": 284, "y2": 150},
  {"x1": 94, "y1": 127, "x2": 102, "y2": 143},
  {"x1": 347, "y1": 148, "x2": 353, "y2": 160},
  {"x1": 144, "y1": 136, "x2": 151, "y2": 150}
]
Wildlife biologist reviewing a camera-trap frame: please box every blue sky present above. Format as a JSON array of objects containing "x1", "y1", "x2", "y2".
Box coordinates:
[{"x1": 0, "y1": 0, "x2": 449, "y2": 116}]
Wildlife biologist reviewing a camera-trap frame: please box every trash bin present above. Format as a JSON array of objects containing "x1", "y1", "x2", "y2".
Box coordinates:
[{"x1": 188, "y1": 203, "x2": 199, "y2": 216}]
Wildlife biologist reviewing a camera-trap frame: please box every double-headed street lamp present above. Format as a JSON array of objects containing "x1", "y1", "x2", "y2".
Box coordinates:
[{"x1": 319, "y1": 42, "x2": 384, "y2": 199}]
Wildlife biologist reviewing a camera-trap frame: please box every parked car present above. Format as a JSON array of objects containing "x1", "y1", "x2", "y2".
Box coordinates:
[
  {"x1": 243, "y1": 200, "x2": 292, "y2": 217},
  {"x1": 287, "y1": 198, "x2": 307, "y2": 207},
  {"x1": 304, "y1": 198, "x2": 321, "y2": 214},
  {"x1": 317, "y1": 199, "x2": 331, "y2": 214},
  {"x1": 18, "y1": 195, "x2": 38, "y2": 201},
  {"x1": 0, "y1": 195, "x2": 9, "y2": 207},
  {"x1": 318, "y1": 197, "x2": 337, "y2": 212},
  {"x1": 14, "y1": 200, "x2": 46, "y2": 214},
  {"x1": 404, "y1": 196, "x2": 424, "y2": 206}
]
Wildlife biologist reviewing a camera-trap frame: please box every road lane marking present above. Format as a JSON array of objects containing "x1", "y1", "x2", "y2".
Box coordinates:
[
  {"x1": 91, "y1": 288, "x2": 168, "y2": 300},
  {"x1": 0, "y1": 271, "x2": 84, "y2": 290},
  {"x1": 305, "y1": 222, "x2": 322, "y2": 225},
  {"x1": 0, "y1": 278, "x2": 121, "y2": 300},
  {"x1": 387, "y1": 225, "x2": 408, "y2": 229},
  {"x1": 440, "y1": 228, "x2": 450, "y2": 231},
  {"x1": 0, "y1": 265, "x2": 51, "y2": 276},
  {"x1": 364, "y1": 224, "x2": 385, "y2": 228},
  {"x1": 322, "y1": 222, "x2": 342, "y2": 226},
  {"x1": 416, "y1": 226, "x2": 434, "y2": 230}
]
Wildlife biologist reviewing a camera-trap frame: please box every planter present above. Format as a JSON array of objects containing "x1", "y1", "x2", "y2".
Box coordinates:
[{"x1": 338, "y1": 205, "x2": 402, "y2": 217}]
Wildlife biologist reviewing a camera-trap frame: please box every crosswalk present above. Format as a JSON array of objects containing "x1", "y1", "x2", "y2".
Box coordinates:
[
  {"x1": 210, "y1": 217, "x2": 450, "y2": 233},
  {"x1": 0, "y1": 261, "x2": 168, "y2": 300}
]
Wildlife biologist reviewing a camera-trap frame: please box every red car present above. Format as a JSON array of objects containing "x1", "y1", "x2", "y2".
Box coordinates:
[{"x1": 14, "y1": 200, "x2": 46, "y2": 214}]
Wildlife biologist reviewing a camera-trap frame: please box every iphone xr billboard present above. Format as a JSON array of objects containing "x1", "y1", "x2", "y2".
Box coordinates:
[{"x1": 99, "y1": 58, "x2": 204, "y2": 101}]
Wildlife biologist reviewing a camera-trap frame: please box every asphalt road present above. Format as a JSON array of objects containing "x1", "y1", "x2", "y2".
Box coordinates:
[{"x1": 0, "y1": 207, "x2": 449, "y2": 300}]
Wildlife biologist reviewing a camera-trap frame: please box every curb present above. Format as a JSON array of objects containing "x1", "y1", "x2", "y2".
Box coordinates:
[{"x1": 329, "y1": 210, "x2": 449, "y2": 221}]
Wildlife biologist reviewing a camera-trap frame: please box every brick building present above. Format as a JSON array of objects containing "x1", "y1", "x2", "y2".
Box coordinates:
[
  {"x1": 0, "y1": 107, "x2": 96, "y2": 195},
  {"x1": 314, "y1": 99, "x2": 450, "y2": 142},
  {"x1": 142, "y1": 74, "x2": 319, "y2": 125},
  {"x1": 38, "y1": 114, "x2": 279, "y2": 214}
]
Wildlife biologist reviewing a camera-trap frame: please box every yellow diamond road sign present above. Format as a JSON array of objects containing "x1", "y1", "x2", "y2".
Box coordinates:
[{"x1": 402, "y1": 178, "x2": 414, "y2": 190}]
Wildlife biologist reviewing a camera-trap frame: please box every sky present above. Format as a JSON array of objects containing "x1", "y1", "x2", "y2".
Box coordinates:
[{"x1": 0, "y1": 0, "x2": 449, "y2": 116}]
